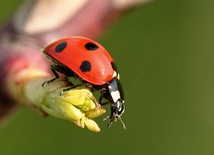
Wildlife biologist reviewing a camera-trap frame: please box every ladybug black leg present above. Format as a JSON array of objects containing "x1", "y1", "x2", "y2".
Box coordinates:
[
  {"x1": 60, "y1": 83, "x2": 93, "y2": 95},
  {"x1": 42, "y1": 66, "x2": 60, "y2": 87},
  {"x1": 42, "y1": 65, "x2": 75, "y2": 87},
  {"x1": 99, "y1": 88, "x2": 109, "y2": 106}
]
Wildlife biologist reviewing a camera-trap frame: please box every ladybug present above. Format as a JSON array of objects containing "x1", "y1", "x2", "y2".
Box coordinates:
[{"x1": 43, "y1": 36, "x2": 125, "y2": 128}]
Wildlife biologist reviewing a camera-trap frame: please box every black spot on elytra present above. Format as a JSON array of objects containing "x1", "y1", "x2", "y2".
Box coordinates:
[
  {"x1": 55, "y1": 41, "x2": 67, "y2": 53},
  {"x1": 111, "y1": 62, "x2": 119, "y2": 73},
  {"x1": 80, "y1": 61, "x2": 91, "y2": 72},
  {"x1": 85, "y1": 42, "x2": 98, "y2": 51}
]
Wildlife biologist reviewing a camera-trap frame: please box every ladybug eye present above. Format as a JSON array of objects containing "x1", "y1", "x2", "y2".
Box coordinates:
[
  {"x1": 55, "y1": 41, "x2": 67, "y2": 53},
  {"x1": 85, "y1": 42, "x2": 98, "y2": 51}
]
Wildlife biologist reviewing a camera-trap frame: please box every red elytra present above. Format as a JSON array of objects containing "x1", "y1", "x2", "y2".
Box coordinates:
[{"x1": 43, "y1": 36, "x2": 117, "y2": 85}]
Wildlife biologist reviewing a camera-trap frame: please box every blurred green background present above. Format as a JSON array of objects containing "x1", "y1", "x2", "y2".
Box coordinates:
[{"x1": 1, "y1": 0, "x2": 214, "y2": 154}]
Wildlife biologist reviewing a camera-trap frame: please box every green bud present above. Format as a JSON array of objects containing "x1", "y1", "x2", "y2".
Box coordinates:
[{"x1": 41, "y1": 87, "x2": 105, "y2": 132}]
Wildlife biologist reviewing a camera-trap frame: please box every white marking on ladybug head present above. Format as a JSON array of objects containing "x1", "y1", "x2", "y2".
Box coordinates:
[{"x1": 110, "y1": 90, "x2": 120, "y2": 103}]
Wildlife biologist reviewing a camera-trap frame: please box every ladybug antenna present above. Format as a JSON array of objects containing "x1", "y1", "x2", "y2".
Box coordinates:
[
  {"x1": 119, "y1": 117, "x2": 126, "y2": 129},
  {"x1": 103, "y1": 116, "x2": 126, "y2": 129}
]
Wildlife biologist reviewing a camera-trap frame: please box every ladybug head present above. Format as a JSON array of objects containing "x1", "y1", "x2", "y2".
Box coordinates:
[
  {"x1": 103, "y1": 78, "x2": 126, "y2": 129},
  {"x1": 107, "y1": 100, "x2": 126, "y2": 129}
]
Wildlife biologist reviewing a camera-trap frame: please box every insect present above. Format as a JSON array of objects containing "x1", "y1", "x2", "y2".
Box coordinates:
[{"x1": 42, "y1": 36, "x2": 125, "y2": 128}]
